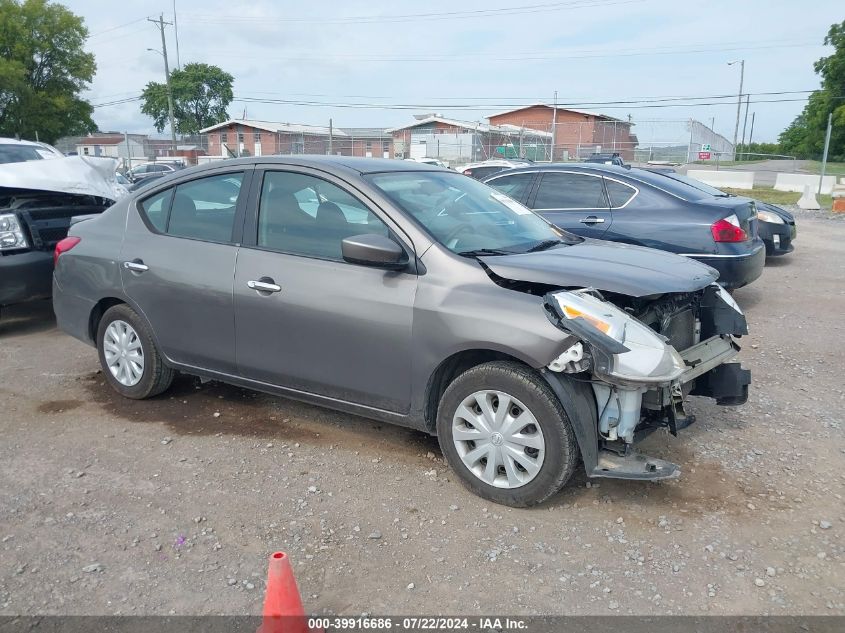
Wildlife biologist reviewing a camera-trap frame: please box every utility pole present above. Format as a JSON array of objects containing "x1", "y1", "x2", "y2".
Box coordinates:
[
  {"x1": 148, "y1": 14, "x2": 178, "y2": 153},
  {"x1": 328, "y1": 118, "x2": 333, "y2": 155},
  {"x1": 740, "y1": 93, "x2": 750, "y2": 157},
  {"x1": 819, "y1": 112, "x2": 833, "y2": 196},
  {"x1": 748, "y1": 112, "x2": 756, "y2": 147},
  {"x1": 173, "y1": 0, "x2": 181, "y2": 70},
  {"x1": 551, "y1": 90, "x2": 558, "y2": 162},
  {"x1": 728, "y1": 59, "x2": 744, "y2": 159}
]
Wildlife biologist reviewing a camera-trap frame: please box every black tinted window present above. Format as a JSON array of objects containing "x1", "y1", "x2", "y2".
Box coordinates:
[
  {"x1": 258, "y1": 171, "x2": 389, "y2": 260},
  {"x1": 166, "y1": 173, "x2": 243, "y2": 242},
  {"x1": 533, "y1": 172, "x2": 607, "y2": 209},
  {"x1": 470, "y1": 166, "x2": 505, "y2": 179},
  {"x1": 486, "y1": 172, "x2": 534, "y2": 201},
  {"x1": 605, "y1": 179, "x2": 637, "y2": 207}
]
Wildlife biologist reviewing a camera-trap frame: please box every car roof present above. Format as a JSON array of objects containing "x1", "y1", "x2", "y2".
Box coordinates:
[
  {"x1": 163, "y1": 155, "x2": 446, "y2": 178},
  {"x1": 0, "y1": 136, "x2": 42, "y2": 147}
]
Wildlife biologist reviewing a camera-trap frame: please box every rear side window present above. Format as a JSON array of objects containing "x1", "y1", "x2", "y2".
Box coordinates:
[
  {"x1": 604, "y1": 179, "x2": 637, "y2": 208},
  {"x1": 138, "y1": 172, "x2": 244, "y2": 242},
  {"x1": 532, "y1": 172, "x2": 607, "y2": 210},
  {"x1": 486, "y1": 172, "x2": 534, "y2": 201},
  {"x1": 140, "y1": 189, "x2": 173, "y2": 232},
  {"x1": 469, "y1": 166, "x2": 505, "y2": 180}
]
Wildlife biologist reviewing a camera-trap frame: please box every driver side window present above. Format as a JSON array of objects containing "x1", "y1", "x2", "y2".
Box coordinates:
[{"x1": 257, "y1": 171, "x2": 389, "y2": 260}]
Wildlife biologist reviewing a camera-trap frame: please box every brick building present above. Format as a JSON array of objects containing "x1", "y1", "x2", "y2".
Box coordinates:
[
  {"x1": 487, "y1": 104, "x2": 638, "y2": 161},
  {"x1": 388, "y1": 115, "x2": 551, "y2": 163},
  {"x1": 200, "y1": 119, "x2": 345, "y2": 158}
]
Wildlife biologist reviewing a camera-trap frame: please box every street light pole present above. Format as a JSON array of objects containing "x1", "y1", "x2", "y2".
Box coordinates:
[
  {"x1": 728, "y1": 59, "x2": 744, "y2": 159},
  {"x1": 148, "y1": 14, "x2": 178, "y2": 153}
]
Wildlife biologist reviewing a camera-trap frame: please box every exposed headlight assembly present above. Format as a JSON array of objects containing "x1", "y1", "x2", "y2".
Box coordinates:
[
  {"x1": 0, "y1": 213, "x2": 29, "y2": 250},
  {"x1": 547, "y1": 290, "x2": 685, "y2": 386},
  {"x1": 756, "y1": 209, "x2": 785, "y2": 224}
]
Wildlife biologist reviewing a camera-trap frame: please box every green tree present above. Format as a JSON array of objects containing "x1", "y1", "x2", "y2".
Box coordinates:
[
  {"x1": 779, "y1": 20, "x2": 845, "y2": 160},
  {"x1": 0, "y1": 0, "x2": 96, "y2": 143},
  {"x1": 140, "y1": 63, "x2": 234, "y2": 135}
]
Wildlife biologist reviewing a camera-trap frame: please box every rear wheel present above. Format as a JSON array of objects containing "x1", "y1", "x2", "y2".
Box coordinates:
[
  {"x1": 96, "y1": 304, "x2": 174, "y2": 399},
  {"x1": 436, "y1": 361, "x2": 578, "y2": 507}
]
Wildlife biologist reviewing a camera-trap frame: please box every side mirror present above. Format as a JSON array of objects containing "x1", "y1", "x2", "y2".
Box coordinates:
[{"x1": 342, "y1": 234, "x2": 407, "y2": 270}]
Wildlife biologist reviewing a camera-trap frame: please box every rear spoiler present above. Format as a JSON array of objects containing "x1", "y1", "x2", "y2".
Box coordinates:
[{"x1": 69, "y1": 214, "x2": 100, "y2": 227}]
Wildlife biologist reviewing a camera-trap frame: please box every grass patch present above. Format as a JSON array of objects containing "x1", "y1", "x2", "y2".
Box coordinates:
[
  {"x1": 692, "y1": 159, "x2": 766, "y2": 166},
  {"x1": 801, "y1": 161, "x2": 845, "y2": 176},
  {"x1": 721, "y1": 186, "x2": 832, "y2": 208}
]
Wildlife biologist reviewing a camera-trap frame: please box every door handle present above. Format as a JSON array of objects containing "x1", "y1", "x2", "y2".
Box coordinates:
[
  {"x1": 247, "y1": 279, "x2": 282, "y2": 293},
  {"x1": 579, "y1": 216, "x2": 605, "y2": 224},
  {"x1": 123, "y1": 260, "x2": 149, "y2": 272}
]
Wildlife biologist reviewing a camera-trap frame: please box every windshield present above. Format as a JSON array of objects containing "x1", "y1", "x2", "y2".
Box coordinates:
[{"x1": 367, "y1": 171, "x2": 578, "y2": 255}]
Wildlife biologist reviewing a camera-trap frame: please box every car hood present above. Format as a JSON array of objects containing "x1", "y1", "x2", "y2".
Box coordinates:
[
  {"x1": 0, "y1": 155, "x2": 121, "y2": 201},
  {"x1": 480, "y1": 239, "x2": 719, "y2": 297}
]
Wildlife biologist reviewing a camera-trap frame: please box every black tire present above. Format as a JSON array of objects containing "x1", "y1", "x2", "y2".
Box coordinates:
[
  {"x1": 436, "y1": 361, "x2": 578, "y2": 507},
  {"x1": 96, "y1": 304, "x2": 174, "y2": 399}
]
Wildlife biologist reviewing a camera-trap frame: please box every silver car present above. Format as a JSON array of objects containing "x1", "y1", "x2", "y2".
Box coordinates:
[{"x1": 53, "y1": 156, "x2": 750, "y2": 507}]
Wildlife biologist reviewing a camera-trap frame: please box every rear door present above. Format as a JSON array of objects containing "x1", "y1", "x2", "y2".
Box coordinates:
[
  {"x1": 526, "y1": 170, "x2": 611, "y2": 238},
  {"x1": 120, "y1": 167, "x2": 252, "y2": 374}
]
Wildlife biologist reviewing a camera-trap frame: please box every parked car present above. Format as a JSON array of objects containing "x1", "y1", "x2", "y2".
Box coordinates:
[
  {"x1": 1, "y1": 139, "x2": 118, "y2": 315},
  {"x1": 483, "y1": 163, "x2": 765, "y2": 289},
  {"x1": 127, "y1": 172, "x2": 167, "y2": 192},
  {"x1": 53, "y1": 156, "x2": 750, "y2": 507},
  {"x1": 127, "y1": 162, "x2": 182, "y2": 183},
  {"x1": 584, "y1": 152, "x2": 626, "y2": 167},
  {"x1": 645, "y1": 169, "x2": 796, "y2": 257},
  {"x1": 404, "y1": 157, "x2": 450, "y2": 168},
  {"x1": 461, "y1": 159, "x2": 532, "y2": 180},
  {"x1": 0, "y1": 137, "x2": 63, "y2": 163}
]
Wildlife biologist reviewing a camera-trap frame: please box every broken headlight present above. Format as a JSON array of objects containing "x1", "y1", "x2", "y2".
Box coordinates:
[
  {"x1": 550, "y1": 290, "x2": 685, "y2": 385},
  {"x1": 0, "y1": 213, "x2": 29, "y2": 251}
]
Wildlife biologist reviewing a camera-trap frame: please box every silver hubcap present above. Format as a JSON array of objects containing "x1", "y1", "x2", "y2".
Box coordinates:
[
  {"x1": 103, "y1": 320, "x2": 144, "y2": 387},
  {"x1": 451, "y1": 390, "x2": 545, "y2": 489}
]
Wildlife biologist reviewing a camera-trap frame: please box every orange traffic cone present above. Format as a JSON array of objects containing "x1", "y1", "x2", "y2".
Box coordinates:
[{"x1": 257, "y1": 551, "x2": 314, "y2": 633}]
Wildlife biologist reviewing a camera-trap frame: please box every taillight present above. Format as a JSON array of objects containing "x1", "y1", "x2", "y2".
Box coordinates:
[
  {"x1": 54, "y1": 236, "x2": 81, "y2": 265},
  {"x1": 710, "y1": 214, "x2": 747, "y2": 242}
]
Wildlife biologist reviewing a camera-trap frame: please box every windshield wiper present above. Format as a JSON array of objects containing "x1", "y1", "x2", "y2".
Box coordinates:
[
  {"x1": 525, "y1": 239, "x2": 563, "y2": 253},
  {"x1": 457, "y1": 247, "x2": 512, "y2": 257}
]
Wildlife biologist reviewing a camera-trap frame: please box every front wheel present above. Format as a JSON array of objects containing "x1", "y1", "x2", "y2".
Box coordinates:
[
  {"x1": 436, "y1": 361, "x2": 578, "y2": 507},
  {"x1": 96, "y1": 304, "x2": 174, "y2": 399}
]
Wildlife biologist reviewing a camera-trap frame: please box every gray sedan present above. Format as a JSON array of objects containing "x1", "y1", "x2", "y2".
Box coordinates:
[{"x1": 53, "y1": 156, "x2": 750, "y2": 507}]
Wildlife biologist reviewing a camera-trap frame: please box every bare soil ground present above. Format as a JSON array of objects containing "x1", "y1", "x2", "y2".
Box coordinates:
[{"x1": 1, "y1": 211, "x2": 843, "y2": 616}]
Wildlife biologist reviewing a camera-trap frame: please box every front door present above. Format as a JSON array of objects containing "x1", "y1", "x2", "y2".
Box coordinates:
[
  {"x1": 527, "y1": 170, "x2": 612, "y2": 238},
  {"x1": 233, "y1": 168, "x2": 417, "y2": 413},
  {"x1": 120, "y1": 168, "x2": 251, "y2": 374}
]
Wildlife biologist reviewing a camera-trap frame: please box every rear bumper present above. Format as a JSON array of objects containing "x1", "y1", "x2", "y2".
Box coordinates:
[
  {"x1": 687, "y1": 243, "x2": 765, "y2": 289},
  {"x1": 0, "y1": 250, "x2": 53, "y2": 308},
  {"x1": 52, "y1": 276, "x2": 96, "y2": 345}
]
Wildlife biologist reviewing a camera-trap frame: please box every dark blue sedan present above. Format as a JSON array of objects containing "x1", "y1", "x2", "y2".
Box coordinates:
[{"x1": 483, "y1": 163, "x2": 765, "y2": 289}]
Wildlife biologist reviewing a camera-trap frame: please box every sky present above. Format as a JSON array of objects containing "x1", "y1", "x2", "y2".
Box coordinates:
[{"x1": 68, "y1": 0, "x2": 842, "y2": 144}]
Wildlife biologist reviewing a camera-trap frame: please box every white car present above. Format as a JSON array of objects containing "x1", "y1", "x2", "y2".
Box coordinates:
[
  {"x1": 460, "y1": 159, "x2": 532, "y2": 180},
  {"x1": 0, "y1": 137, "x2": 64, "y2": 164},
  {"x1": 404, "y1": 157, "x2": 450, "y2": 168}
]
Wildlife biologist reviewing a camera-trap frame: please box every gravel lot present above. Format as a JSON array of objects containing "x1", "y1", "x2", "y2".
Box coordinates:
[{"x1": 1, "y1": 209, "x2": 843, "y2": 617}]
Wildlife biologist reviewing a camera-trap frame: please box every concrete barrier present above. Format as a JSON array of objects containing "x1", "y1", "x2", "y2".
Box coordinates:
[
  {"x1": 774, "y1": 173, "x2": 836, "y2": 195},
  {"x1": 686, "y1": 169, "x2": 755, "y2": 189}
]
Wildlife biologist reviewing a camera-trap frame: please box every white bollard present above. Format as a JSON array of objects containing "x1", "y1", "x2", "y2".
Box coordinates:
[{"x1": 797, "y1": 184, "x2": 820, "y2": 210}]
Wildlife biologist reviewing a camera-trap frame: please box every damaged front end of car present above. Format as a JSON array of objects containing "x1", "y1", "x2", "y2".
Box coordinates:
[{"x1": 541, "y1": 283, "x2": 750, "y2": 481}]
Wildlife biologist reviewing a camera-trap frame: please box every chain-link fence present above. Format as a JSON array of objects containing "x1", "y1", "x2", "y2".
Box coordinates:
[{"x1": 60, "y1": 117, "x2": 739, "y2": 172}]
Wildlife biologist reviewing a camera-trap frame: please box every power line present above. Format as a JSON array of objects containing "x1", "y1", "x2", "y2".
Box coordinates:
[
  {"x1": 86, "y1": 17, "x2": 149, "y2": 39},
  {"x1": 180, "y1": 0, "x2": 641, "y2": 25},
  {"x1": 188, "y1": 38, "x2": 821, "y2": 64}
]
